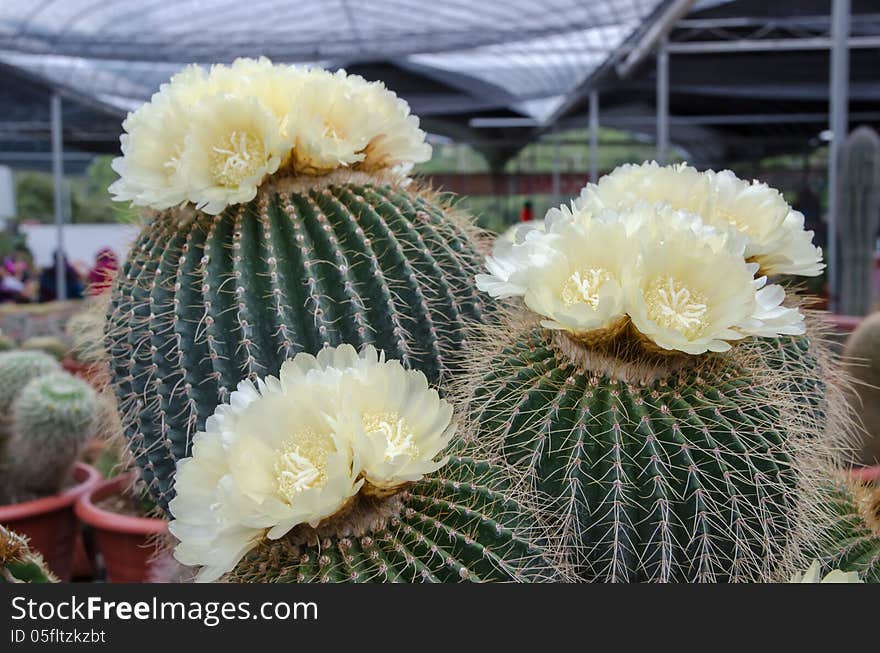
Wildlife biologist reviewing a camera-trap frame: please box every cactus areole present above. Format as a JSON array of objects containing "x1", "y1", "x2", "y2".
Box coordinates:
[{"x1": 104, "y1": 60, "x2": 485, "y2": 514}]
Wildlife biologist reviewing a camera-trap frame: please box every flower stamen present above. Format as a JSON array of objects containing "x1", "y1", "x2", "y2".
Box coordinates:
[
  {"x1": 645, "y1": 276, "x2": 709, "y2": 338},
  {"x1": 363, "y1": 412, "x2": 419, "y2": 461},
  {"x1": 561, "y1": 267, "x2": 611, "y2": 308},
  {"x1": 273, "y1": 429, "x2": 331, "y2": 503},
  {"x1": 210, "y1": 131, "x2": 265, "y2": 187}
]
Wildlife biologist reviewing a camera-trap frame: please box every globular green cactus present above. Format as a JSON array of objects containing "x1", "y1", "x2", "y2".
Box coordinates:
[
  {"x1": 0, "y1": 350, "x2": 61, "y2": 451},
  {"x1": 226, "y1": 456, "x2": 558, "y2": 583},
  {"x1": 843, "y1": 312, "x2": 880, "y2": 464},
  {"x1": 1, "y1": 371, "x2": 98, "y2": 502},
  {"x1": 838, "y1": 126, "x2": 880, "y2": 316},
  {"x1": 811, "y1": 477, "x2": 880, "y2": 583},
  {"x1": 0, "y1": 525, "x2": 57, "y2": 583},
  {"x1": 106, "y1": 178, "x2": 485, "y2": 513},
  {"x1": 20, "y1": 335, "x2": 69, "y2": 361},
  {"x1": 460, "y1": 317, "x2": 844, "y2": 582}
]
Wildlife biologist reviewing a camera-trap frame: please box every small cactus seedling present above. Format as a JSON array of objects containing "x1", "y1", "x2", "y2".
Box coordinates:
[
  {"x1": 0, "y1": 350, "x2": 61, "y2": 414},
  {"x1": 0, "y1": 350, "x2": 61, "y2": 451},
  {"x1": 1, "y1": 371, "x2": 98, "y2": 502}
]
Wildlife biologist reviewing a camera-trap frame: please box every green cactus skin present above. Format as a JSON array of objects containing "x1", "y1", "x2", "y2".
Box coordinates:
[
  {"x1": 813, "y1": 480, "x2": 880, "y2": 583},
  {"x1": 838, "y1": 126, "x2": 880, "y2": 316},
  {"x1": 3, "y1": 371, "x2": 98, "y2": 501},
  {"x1": 460, "y1": 318, "x2": 839, "y2": 583},
  {"x1": 225, "y1": 456, "x2": 558, "y2": 583},
  {"x1": 105, "y1": 179, "x2": 485, "y2": 513},
  {"x1": 0, "y1": 525, "x2": 57, "y2": 583},
  {"x1": 843, "y1": 312, "x2": 880, "y2": 464},
  {"x1": 20, "y1": 336, "x2": 69, "y2": 361}
]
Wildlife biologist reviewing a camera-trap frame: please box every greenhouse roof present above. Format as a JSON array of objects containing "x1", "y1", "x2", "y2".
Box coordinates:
[
  {"x1": 0, "y1": 0, "x2": 665, "y2": 118},
  {"x1": 2, "y1": 1, "x2": 879, "y2": 169}
]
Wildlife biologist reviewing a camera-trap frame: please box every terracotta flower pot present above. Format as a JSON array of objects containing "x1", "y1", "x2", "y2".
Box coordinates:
[
  {"x1": 75, "y1": 474, "x2": 167, "y2": 582},
  {"x1": 0, "y1": 462, "x2": 100, "y2": 581}
]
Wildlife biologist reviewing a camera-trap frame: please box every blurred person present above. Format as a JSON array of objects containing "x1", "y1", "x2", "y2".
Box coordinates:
[
  {"x1": 519, "y1": 199, "x2": 534, "y2": 223},
  {"x1": 87, "y1": 247, "x2": 119, "y2": 296},
  {"x1": 0, "y1": 263, "x2": 23, "y2": 302},
  {"x1": 39, "y1": 250, "x2": 84, "y2": 302}
]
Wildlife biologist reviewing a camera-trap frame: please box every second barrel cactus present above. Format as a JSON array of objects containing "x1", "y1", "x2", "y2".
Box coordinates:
[{"x1": 465, "y1": 163, "x2": 847, "y2": 582}]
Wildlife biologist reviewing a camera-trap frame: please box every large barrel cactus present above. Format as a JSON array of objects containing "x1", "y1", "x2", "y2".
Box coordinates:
[
  {"x1": 106, "y1": 60, "x2": 485, "y2": 513},
  {"x1": 838, "y1": 126, "x2": 880, "y2": 316},
  {"x1": 465, "y1": 162, "x2": 847, "y2": 582},
  {"x1": 105, "y1": 59, "x2": 551, "y2": 584}
]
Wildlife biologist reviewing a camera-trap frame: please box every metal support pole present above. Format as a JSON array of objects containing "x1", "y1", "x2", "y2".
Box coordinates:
[
  {"x1": 656, "y1": 38, "x2": 669, "y2": 164},
  {"x1": 828, "y1": 0, "x2": 850, "y2": 312},
  {"x1": 589, "y1": 90, "x2": 599, "y2": 182},
  {"x1": 50, "y1": 92, "x2": 67, "y2": 301},
  {"x1": 551, "y1": 128, "x2": 561, "y2": 204}
]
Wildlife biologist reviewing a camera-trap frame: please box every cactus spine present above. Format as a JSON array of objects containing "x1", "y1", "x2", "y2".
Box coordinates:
[
  {"x1": 1, "y1": 371, "x2": 98, "y2": 503},
  {"x1": 106, "y1": 176, "x2": 485, "y2": 513},
  {"x1": 838, "y1": 126, "x2": 880, "y2": 316},
  {"x1": 0, "y1": 525, "x2": 57, "y2": 583}
]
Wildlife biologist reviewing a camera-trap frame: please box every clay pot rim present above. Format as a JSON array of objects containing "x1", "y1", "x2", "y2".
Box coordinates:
[
  {"x1": 75, "y1": 472, "x2": 167, "y2": 536},
  {"x1": 0, "y1": 462, "x2": 100, "y2": 521}
]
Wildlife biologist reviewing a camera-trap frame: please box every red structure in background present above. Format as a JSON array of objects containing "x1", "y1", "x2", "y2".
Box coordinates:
[{"x1": 424, "y1": 172, "x2": 592, "y2": 196}]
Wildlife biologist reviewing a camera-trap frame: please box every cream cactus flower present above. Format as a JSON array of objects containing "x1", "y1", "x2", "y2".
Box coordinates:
[
  {"x1": 108, "y1": 93, "x2": 191, "y2": 210},
  {"x1": 520, "y1": 217, "x2": 631, "y2": 336},
  {"x1": 287, "y1": 69, "x2": 375, "y2": 174},
  {"x1": 168, "y1": 374, "x2": 362, "y2": 582},
  {"x1": 478, "y1": 195, "x2": 807, "y2": 356},
  {"x1": 111, "y1": 58, "x2": 431, "y2": 215},
  {"x1": 179, "y1": 94, "x2": 288, "y2": 214},
  {"x1": 332, "y1": 347, "x2": 454, "y2": 492},
  {"x1": 625, "y1": 218, "x2": 760, "y2": 355},
  {"x1": 790, "y1": 560, "x2": 863, "y2": 583},
  {"x1": 477, "y1": 227, "x2": 556, "y2": 299},
  {"x1": 579, "y1": 161, "x2": 824, "y2": 277},
  {"x1": 168, "y1": 344, "x2": 453, "y2": 581}
]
